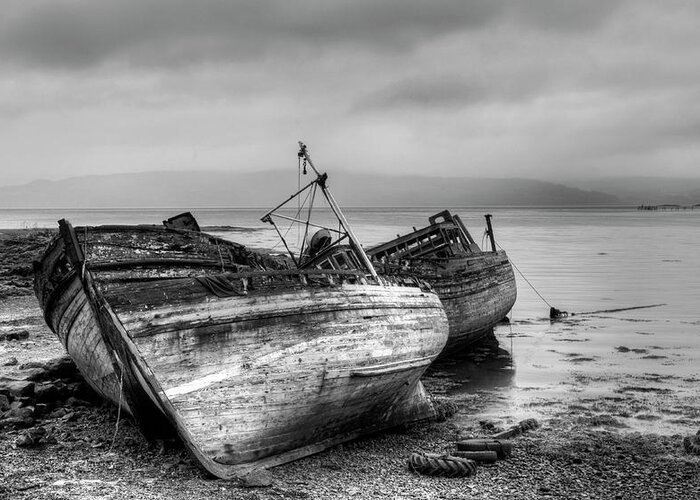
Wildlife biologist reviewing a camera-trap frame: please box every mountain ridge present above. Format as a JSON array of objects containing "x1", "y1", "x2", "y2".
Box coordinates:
[
  {"x1": 2, "y1": 170, "x2": 698, "y2": 208},
  {"x1": 0, "y1": 170, "x2": 621, "y2": 208}
]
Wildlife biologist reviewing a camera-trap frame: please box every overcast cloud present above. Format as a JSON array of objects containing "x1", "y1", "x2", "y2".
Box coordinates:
[{"x1": 1, "y1": 0, "x2": 699, "y2": 186}]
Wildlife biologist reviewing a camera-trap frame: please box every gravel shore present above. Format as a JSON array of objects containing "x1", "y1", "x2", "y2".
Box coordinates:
[{"x1": 1, "y1": 229, "x2": 698, "y2": 499}]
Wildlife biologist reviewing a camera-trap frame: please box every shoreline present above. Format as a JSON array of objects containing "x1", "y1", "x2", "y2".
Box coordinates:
[{"x1": 1, "y1": 229, "x2": 698, "y2": 499}]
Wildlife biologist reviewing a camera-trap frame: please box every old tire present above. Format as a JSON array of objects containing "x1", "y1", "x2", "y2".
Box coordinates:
[
  {"x1": 456, "y1": 439, "x2": 513, "y2": 459},
  {"x1": 407, "y1": 453, "x2": 477, "y2": 477},
  {"x1": 683, "y1": 435, "x2": 700, "y2": 455}
]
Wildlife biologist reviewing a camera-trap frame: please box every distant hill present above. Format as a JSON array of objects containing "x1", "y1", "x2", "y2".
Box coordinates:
[
  {"x1": 0, "y1": 170, "x2": 620, "y2": 208},
  {"x1": 568, "y1": 177, "x2": 700, "y2": 206}
]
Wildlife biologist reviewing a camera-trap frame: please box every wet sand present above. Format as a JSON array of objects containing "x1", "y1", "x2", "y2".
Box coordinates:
[
  {"x1": 1, "y1": 229, "x2": 699, "y2": 499},
  {"x1": 440, "y1": 313, "x2": 700, "y2": 438}
]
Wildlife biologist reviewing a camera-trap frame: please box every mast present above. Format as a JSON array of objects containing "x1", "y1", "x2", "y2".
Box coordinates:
[
  {"x1": 296, "y1": 143, "x2": 379, "y2": 281},
  {"x1": 261, "y1": 142, "x2": 380, "y2": 281}
]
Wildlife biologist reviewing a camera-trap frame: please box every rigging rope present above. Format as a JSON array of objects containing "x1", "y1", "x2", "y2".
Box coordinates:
[
  {"x1": 494, "y1": 238, "x2": 556, "y2": 310},
  {"x1": 300, "y1": 183, "x2": 318, "y2": 257},
  {"x1": 493, "y1": 239, "x2": 663, "y2": 319},
  {"x1": 269, "y1": 185, "x2": 314, "y2": 251}
]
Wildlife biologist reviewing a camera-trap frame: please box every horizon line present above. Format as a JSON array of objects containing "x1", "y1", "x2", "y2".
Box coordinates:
[{"x1": 0, "y1": 204, "x2": 646, "y2": 210}]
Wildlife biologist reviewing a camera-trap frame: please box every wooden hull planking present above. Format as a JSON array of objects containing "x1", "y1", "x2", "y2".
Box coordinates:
[
  {"x1": 368, "y1": 212, "x2": 517, "y2": 357},
  {"x1": 427, "y1": 250, "x2": 516, "y2": 354},
  {"x1": 108, "y1": 281, "x2": 447, "y2": 472},
  {"x1": 35, "y1": 236, "x2": 134, "y2": 415}
]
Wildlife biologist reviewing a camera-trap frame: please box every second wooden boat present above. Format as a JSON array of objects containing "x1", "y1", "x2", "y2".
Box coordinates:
[{"x1": 367, "y1": 210, "x2": 516, "y2": 357}]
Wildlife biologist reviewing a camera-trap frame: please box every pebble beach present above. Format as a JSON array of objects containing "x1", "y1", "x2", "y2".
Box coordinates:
[{"x1": 1, "y1": 228, "x2": 699, "y2": 499}]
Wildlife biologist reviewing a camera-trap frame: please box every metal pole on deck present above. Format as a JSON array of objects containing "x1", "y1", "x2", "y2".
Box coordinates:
[{"x1": 484, "y1": 214, "x2": 497, "y2": 252}]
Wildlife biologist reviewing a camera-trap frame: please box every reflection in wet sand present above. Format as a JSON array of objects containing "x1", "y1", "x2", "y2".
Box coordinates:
[{"x1": 425, "y1": 310, "x2": 700, "y2": 436}]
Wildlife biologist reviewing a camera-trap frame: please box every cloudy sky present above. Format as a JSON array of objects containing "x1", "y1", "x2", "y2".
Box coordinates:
[{"x1": 1, "y1": 0, "x2": 699, "y2": 187}]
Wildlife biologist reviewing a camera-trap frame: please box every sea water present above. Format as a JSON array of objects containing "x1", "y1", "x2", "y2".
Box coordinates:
[{"x1": 2, "y1": 206, "x2": 699, "y2": 433}]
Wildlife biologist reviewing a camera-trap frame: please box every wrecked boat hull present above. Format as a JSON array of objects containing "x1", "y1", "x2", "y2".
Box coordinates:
[
  {"x1": 368, "y1": 211, "x2": 517, "y2": 357},
  {"x1": 113, "y1": 282, "x2": 446, "y2": 470},
  {"x1": 427, "y1": 250, "x2": 516, "y2": 353},
  {"x1": 34, "y1": 223, "x2": 449, "y2": 477}
]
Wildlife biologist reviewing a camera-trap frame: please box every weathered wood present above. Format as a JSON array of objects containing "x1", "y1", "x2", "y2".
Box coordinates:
[
  {"x1": 367, "y1": 211, "x2": 517, "y2": 357},
  {"x1": 163, "y1": 212, "x2": 201, "y2": 232},
  {"x1": 58, "y1": 219, "x2": 84, "y2": 266},
  {"x1": 110, "y1": 281, "x2": 446, "y2": 469},
  {"x1": 367, "y1": 222, "x2": 466, "y2": 261},
  {"x1": 484, "y1": 214, "x2": 496, "y2": 252},
  {"x1": 34, "y1": 219, "x2": 449, "y2": 477}
]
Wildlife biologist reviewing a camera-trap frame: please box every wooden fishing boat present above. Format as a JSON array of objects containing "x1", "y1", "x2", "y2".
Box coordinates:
[
  {"x1": 367, "y1": 210, "x2": 516, "y2": 357},
  {"x1": 33, "y1": 144, "x2": 449, "y2": 478}
]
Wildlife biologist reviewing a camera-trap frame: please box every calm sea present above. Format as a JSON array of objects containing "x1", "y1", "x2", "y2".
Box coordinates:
[
  {"x1": 3, "y1": 206, "x2": 697, "y2": 319},
  {"x1": 2, "y1": 206, "x2": 699, "y2": 433}
]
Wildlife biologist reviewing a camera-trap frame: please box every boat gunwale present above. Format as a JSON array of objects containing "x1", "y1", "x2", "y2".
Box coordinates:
[
  {"x1": 89, "y1": 262, "x2": 365, "y2": 279},
  {"x1": 74, "y1": 223, "x2": 248, "y2": 252},
  {"x1": 375, "y1": 251, "x2": 511, "y2": 278}
]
